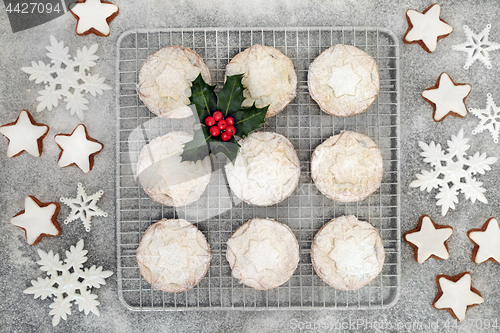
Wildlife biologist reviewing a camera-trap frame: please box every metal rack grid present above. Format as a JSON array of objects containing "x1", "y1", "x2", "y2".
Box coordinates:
[{"x1": 116, "y1": 27, "x2": 400, "y2": 311}]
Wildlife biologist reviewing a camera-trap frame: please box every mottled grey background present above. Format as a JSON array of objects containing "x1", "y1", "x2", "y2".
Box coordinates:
[{"x1": 1, "y1": 0, "x2": 500, "y2": 332}]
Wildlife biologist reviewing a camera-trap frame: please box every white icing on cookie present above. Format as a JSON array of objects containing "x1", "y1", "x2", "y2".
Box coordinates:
[
  {"x1": 405, "y1": 216, "x2": 453, "y2": 263},
  {"x1": 311, "y1": 215, "x2": 385, "y2": 290},
  {"x1": 225, "y1": 131, "x2": 300, "y2": 206},
  {"x1": 136, "y1": 219, "x2": 211, "y2": 292},
  {"x1": 405, "y1": 4, "x2": 453, "y2": 53},
  {"x1": 422, "y1": 73, "x2": 471, "y2": 122},
  {"x1": 154, "y1": 64, "x2": 190, "y2": 100},
  {"x1": 434, "y1": 273, "x2": 484, "y2": 321},
  {"x1": 468, "y1": 218, "x2": 500, "y2": 263},
  {"x1": 226, "y1": 218, "x2": 299, "y2": 290},
  {"x1": 11, "y1": 196, "x2": 60, "y2": 245},
  {"x1": 70, "y1": 0, "x2": 119, "y2": 36},
  {"x1": 0, "y1": 110, "x2": 48, "y2": 157},
  {"x1": 54, "y1": 124, "x2": 103, "y2": 173},
  {"x1": 453, "y1": 25, "x2": 500, "y2": 70}
]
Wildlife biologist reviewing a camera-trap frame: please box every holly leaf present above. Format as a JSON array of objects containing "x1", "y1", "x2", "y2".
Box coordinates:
[
  {"x1": 182, "y1": 75, "x2": 268, "y2": 164},
  {"x1": 217, "y1": 74, "x2": 245, "y2": 116},
  {"x1": 181, "y1": 125, "x2": 241, "y2": 163},
  {"x1": 209, "y1": 137, "x2": 240, "y2": 163},
  {"x1": 180, "y1": 125, "x2": 211, "y2": 162},
  {"x1": 232, "y1": 103, "x2": 268, "y2": 138},
  {"x1": 190, "y1": 74, "x2": 217, "y2": 121}
]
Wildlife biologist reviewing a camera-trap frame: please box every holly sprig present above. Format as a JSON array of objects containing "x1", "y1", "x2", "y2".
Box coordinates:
[{"x1": 181, "y1": 74, "x2": 268, "y2": 163}]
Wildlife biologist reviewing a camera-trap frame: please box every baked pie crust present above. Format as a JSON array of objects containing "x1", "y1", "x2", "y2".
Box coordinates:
[
  {"x1": 136, "y1": 218, "x2": 211, "y2": 292},
  {"x1": 226, "y1": 218, "x2": 299, "y2": 290},
  {"x1": 137, "y1": 131, "x2": 211, "y2": 207}
]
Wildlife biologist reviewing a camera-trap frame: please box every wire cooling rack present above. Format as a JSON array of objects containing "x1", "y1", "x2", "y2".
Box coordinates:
[{"x1": 116, "y1": 27, "x2": 400, "y2": 311}]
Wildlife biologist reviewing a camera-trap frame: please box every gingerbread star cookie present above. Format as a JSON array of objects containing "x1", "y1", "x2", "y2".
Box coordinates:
[
  {"x1": 467, "y1": 217, "x2": 500, "y2": 264},
  {"x1": 404, "y1": 4, "x2": 453, "y2": 53},
  {"x1": 0, "y1": 110, "x2": 49, "y2": 157},
  {"x1": 11, "y1": 196, "x2": 61, "y2": 245},
  {"x1": 307, "y1": 44, "x2": 379, "y2": 117},
  {"x1": 54, "y1": 124, "x2": 103, "y2": 173},
  {"x1": 70, "y1": 0, "x2": 119, "y2": 37},
  {"x1": 404, "y1": 215, "x2": 453, "y2": 264},
  {"x1": 225, "y1": 131, "x2": 300, "y2": 206},
  {"x1": 311, "y1": 215, "x2": 385, "y2": 290},
  {"x1": 422, "y1": 72, "x2": 471, "y2": 122},
  {"x1": 433, "y1": 272, "x2": 484, "y2": 321}
]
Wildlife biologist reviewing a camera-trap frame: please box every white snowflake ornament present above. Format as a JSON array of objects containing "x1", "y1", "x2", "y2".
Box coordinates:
[
  {"x1": 410, "y1": 129, "x2": 497, "y2": 216},
  {"x1": 24, "y1": 239, "x2": 113, "y2": 326},
  {"x1": 471, "y1": 93, "x2": 500, "y2": 143},
  {"x1": 60, "y1": 183, "x2": 107, "y2": 232},
  {"x1": 21, "y1": 35, "x2": 111, "y2": 120},
  {"x1": 453, "y1": 24, "x2": 500, "y2": 69}
]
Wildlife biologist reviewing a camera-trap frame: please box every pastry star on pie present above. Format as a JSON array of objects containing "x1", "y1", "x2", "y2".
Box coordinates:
[
  {"x1": 246, "y1": 142, "x2": 287, "y2": 187},
  {"x1": 0, "y1": 110, "x2": 49, "y2": 157},
  {"x1": 136, "y1": 219, "x2": 211, "y2": 292},
  {"x1": 404, "y1": 4, "x2": 453, "y2": 53},
  {"x1": 311, "y1": 131, "x2": 383, "y2": 202},
  {"x1": 329, "y1": 235, "x2": 379, "y2": 277},
  {"x1": 467, "y1": 217, "x2": 500, "y2": 264},
  {"x1": 70, "y1": 0, "x2": 119, "y2": 37},
  {"x1": 225, "y1": 132, "x2": 300, "y2": 206},
  {"x1": 433, "y1": 272, "x2": 484, "y2": 321},
  {"x1": 226, "y1": 218, "x2": 299, "y2": 290},
  {"x1": 243, "y1": 239, "x2": 281, "y2": 272},
  {"x1": 154, "y1": 65, "x2": 189, "y2": 100},
  {"x1": 54, "y1": 124, "x2": 103, "y2": 173},
  {"x1": 157, "y1": 240, "x2": 190, "y2": 275},
  {"x1": 404, "y1": 215, "x2": 453, "y2": 264},
  {"x1": 310, "y1": 215, "x2": 385, "y2": 290},
  {"x1": 11, "y1": 196, "x2": 61, "y2": 245},
  {"x1": 327, "y1": 63, "x2": 362, "y2": 98},
  {"x1": 422, "y1": 72, "x2": 472, "y2": 122}
]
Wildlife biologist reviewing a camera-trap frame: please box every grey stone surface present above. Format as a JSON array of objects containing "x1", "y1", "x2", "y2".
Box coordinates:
[{"x1": 1, "y1": 0, "x2": 500, "y2": 332}]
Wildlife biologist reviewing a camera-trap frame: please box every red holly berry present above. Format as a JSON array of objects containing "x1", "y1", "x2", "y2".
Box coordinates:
[
  {"x1": 226, "y1": 125, "x2": 236, "y2": 136},
  {"x1": 226, "y1": 117, "x2": 234, "y2": 126},
  {"x1": 213, "y1": 111, "x2": 223, "y2": 121},
  {"x1": 221, "y1": 132, "x2": 231, "y2": 141},
  {"x1": 210, "y1": 126, "x2": 220, "y2": 137},
  {"x1": 205, "y1": 116, "x2": 215, "y2": 127},
  {"x1": 218, "y1": 119, "x2": 227, "y2": 130}
]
